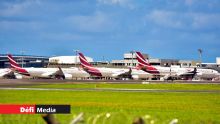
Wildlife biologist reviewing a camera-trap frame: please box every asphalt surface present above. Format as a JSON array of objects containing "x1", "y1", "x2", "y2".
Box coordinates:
[
  {"x1": 0, "y1": 79, "x2": 220, "y2": 87},
  {"x1": 0, "y1": 79, "x2": 219, "y2": 93},
  {"x1": 0, "y1": 87, "x2": 220, "y2": 93}
]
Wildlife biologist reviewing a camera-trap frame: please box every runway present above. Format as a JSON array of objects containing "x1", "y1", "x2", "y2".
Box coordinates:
[
  {"x1": 0, "y1": 79, "x2": 220, "y2": 88},
  {"x1": 0, "y1": 79, "x2": 220, "y2": 87},
  {"x1": 0, "y1": 87, "x2": 220, "y2": 93},
  {"x1": 0, "y1": 79, "x2": 220, "y2": 93}
]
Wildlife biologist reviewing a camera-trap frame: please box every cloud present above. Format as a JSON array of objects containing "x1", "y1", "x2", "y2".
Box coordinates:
[
  {"x1": 185, "y1": 0, "x2": 196, "y2": 6},
  {"x1": 0, "y1": 0, "x2": 41, "y2": 16},
  {"x1": 0, "y1": 20, "x2": 43, "y2": 33},
  {"x1": 64, "y1": 11, "x2": 115, "y2": 32},
  {"x1": 147, "y1": 10, "x2": 184, "y2": 29},
  {"x1": 98, "y1": 0, "x2": 128, "y2": 4},
  {"x1": 191, "y1": 13, "x2": 220, "y2": 29},
  {"x1": 146, "y1": 9, "x2": 220, "y2": 30},
  {"x1": 40, "y1": 32, "x2": 92, "y2": 41},
  {"x1": 97, "y1": 0, "x2": 135, "y2": 9}
]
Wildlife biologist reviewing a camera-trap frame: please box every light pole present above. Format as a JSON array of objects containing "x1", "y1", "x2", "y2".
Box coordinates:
[
  {"x1": 130, "y1": 50, "x2": 135, "y2": 67},
  {"x1": 198, "y1": 49, "x2": 202, "y2": 67},
  {"x1": 20, "y1": 50, "x2": 26, "y2": 68},
  {"x1": 74, "y1": 50, "x2": 79, "y2": 67}
]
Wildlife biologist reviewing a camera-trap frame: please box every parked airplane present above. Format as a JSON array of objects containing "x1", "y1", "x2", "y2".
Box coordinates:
[
  {"x1": 0, "y1": 68, "x2": 16, "y2": 79},
  {"x1": 135, "y1": 51, "x2": 220, "y2": 80},
  {"x1": 7, "y1": 54, "x2": 90, "y2": 79},
  {"x1": 195, "y1": 68, "x2": 220, "y2": 80},
  {"x1": 78, "y1": 52, "x2": 132, "y2": 79},
  {"x1": 130, "y1": 68, "x2": 153, "y2": 80}
]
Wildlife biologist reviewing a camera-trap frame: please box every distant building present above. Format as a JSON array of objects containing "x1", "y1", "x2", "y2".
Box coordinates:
[
  {"x1": 160, "y1": 59, "x2": 179, "y2": 67},
  {"x1": 217, "y1": 57, "x2": 220, "y2": 65},
  {"x1": 111, "y1": 53, "x2": 148, "y2": 67},
  {"x1": 199, "y1": 62, "x2": 220, "y2": 73},
  {"x1": 0, "y1": 54, "x2": 49, "y2": 68},
  {"x1": 49, "y1": 56, "x2": 93, "y2": 64},
  {"x1": 1, "y1": 53, "x2": 215, "y2": 69},
  {"x1": 111, "y1": 53, "x2": 198, "y2": 67},
  {"x1": 200, "y1": 63, "x2": 219, "y2": 67},
  {"x1": 48, "y1": 56, "x2": 94, "y2": 68}
]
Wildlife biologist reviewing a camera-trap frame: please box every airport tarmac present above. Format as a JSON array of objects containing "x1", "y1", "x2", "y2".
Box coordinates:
[
  {"x1": 0, "y1": 87, "x2": 220, "y2": 93},
  {"x1": 0, "y1": 79, "x2": 220, "y2": 88},
  {"x1": 0, "y1": 79, "x2": 220, "y2": 93}
]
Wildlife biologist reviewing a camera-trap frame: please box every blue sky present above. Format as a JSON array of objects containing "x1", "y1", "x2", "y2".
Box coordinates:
[{"x1": 0, "y1": 0, "x2": 220, "y2": 62}]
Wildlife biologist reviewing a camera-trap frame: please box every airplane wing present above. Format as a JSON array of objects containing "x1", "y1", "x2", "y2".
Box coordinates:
[
  {"x1": 41, "y1": 67, "x2": 65, "y2": 79},
  {"x1": 177, "y1": 68, "x2": 197, "y2": 76},
  {"x1": 170, "y1": 68, "x2": 198, "y2": 80},
  {"x1": 111, "y1": 68, "x2": 132, "y2": 79},
  {"x1": 162, "y1": 68, "x2": 198, "y2": 80},
  {"x1": 0, "y1": 69, "x2": 16, "y2": 79}
]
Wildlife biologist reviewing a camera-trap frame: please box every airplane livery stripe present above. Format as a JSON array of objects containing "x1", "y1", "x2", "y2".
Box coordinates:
[
  {"x1": 7, "y1": 54, "x2": 29, "y2": 75},
  {"x1": 80, "y1": 62, "x2": 97, "y2": 70},
  {"x1": 79, "y1": 56, "x2": 91, "y2": 66},
  {"x1": 78, "y1": 52, "x2": 102, "y2": 76},
  {"x1": 136, "y1": 52, "x2": 149, "y2": 66},
  {"x1": 8, "y1": 56, "x2": 20, "y2": 67},
  {"x1": 137, "y1": 57, "x2": 148, "y2": 66},
  {"x1": 136, "y1": 52, "x2": 147, "y2": 62},
  {"x1": 135, "y1": 52, "x2": 159, "y2": 73}
]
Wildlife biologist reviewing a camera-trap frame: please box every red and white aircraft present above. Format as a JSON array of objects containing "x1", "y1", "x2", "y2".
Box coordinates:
[
  {"x1": 135, "y1": 51, "x2": 220, "y2": 80},
  {"x1": 129, "y1": 68, "x2": 153, "y2": 80},
  {"x1": 7, "y1": 54, "x2": 90, "y2": 79},
  {"x1": 78, "y1": 52, "x2": 131, "y2": 79},
  {"x1": 0, "y1": 68, "x2": 16, "y2": 79}
]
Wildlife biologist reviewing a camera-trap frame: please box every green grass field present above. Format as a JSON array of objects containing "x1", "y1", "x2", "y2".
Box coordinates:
[
  {"x1": 0, "y1": 83, "x2": 220, "y2": 124},
  {"x1": 19, "y1": 83, "x2": 220, "y2": 90}
]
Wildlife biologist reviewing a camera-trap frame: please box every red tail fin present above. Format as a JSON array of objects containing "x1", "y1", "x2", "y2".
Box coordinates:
[
  {"x1": 135, "y1": 51, "x2": 150, "y2": 67},
  {"x1": 7, "y1": 54, "x2": 22, "y2": 69},
  {"x1": 135, "y1": 52, "x2": 159, "y2": 74},
  {"x1": 7, "y1": 54, "x2": 30, "y2": 76},
  {"x1": 78, "y1": 52, "x2": 102, "y2": 76},
  {"x1": 78, "y1": 52, "x2": 93, "y2": 69}
]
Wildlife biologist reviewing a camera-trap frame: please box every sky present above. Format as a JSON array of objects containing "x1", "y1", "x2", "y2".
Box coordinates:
[{"x1": 0, "y1": 0, "x2": 220, "y2": 62}]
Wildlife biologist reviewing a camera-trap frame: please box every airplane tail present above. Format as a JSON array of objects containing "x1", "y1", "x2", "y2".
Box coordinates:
[
  {"x1": 78, "y1": 52, "x2": 93, "y2": 69},
  {"x1": 78, "y1": 52, "x2": 102, "y2": 76},
  {"x1": 135, "y1": 51, "x2": 150, "y2": 67},
  {"x1": 135, "y1": 51, "x2": 159, "y2": 74},
  {"x1": 7, "y1": 54, "x2": 30, "y2": 76},
  {"x1": 7, "y1": 54, "x2": 21, "y2": 69}
]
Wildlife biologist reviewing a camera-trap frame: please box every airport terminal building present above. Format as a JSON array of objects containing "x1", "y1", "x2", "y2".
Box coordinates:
[
  {"x1": 1, "y1": 53, "x2": 219, "y2": 72},
  {"x1": 49, "y1": 56, "x2": 93, "y2": 64},
  {"x1": 0, "y1": 54, "x2": 49, "y2": 68},
  {"x1": 217, "y1": 57, "x2": 220, "y2": 65},
  {"x1": 47, "y1": 53, "x2": 220, "y2": 69},
  {"x1": 111, "y1": 53, "x2": 199, "y2": 68}
]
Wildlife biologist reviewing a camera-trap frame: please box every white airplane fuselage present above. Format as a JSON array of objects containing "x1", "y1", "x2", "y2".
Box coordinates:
[
  {"x1": 131, "y1": 69, "x2": 153, "y2": 79},
  {"x1": 152, "y1": 66, "x2": 219, "y2": 80},
  {"x1": 196, "y1": 68, "x2": 219, "y2": 79},
  {"x1": 92, "y1": 67, "x2": 130, "y2": 78},
  {"x1": 22, "y1": 67, "x2": 90, "y2": 79},
  {"x1": 91, "y1": 67, "x2": 153, "y2": 79},
  {"x1": 0, "y1": 68, "x2": 13, "y2": 78}
]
